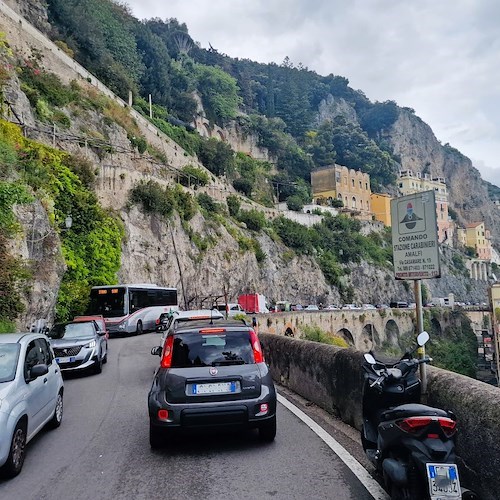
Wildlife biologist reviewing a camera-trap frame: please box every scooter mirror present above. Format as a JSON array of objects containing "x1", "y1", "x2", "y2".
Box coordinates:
[
  {"x1": 364, "y1": 353, "x2": 377, "y2": 365},
  {"x1": 417, "y1": 331, "x2": 430, "y2": 346}
]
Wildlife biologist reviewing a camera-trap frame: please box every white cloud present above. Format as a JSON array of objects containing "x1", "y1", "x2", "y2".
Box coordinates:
[{"x1": 126, "y1": 0, "x2": 500, "y2": 187}]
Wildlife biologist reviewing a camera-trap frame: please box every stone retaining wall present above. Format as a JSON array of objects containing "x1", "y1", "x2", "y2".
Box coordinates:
[{"x1": 260, "y1": 332, "x2": 500, "y2": 499}]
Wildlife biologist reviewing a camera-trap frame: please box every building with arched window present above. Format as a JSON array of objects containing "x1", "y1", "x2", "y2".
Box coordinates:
[{"x1": 310, "y1": 164, "x2": 372, "y2": 220}]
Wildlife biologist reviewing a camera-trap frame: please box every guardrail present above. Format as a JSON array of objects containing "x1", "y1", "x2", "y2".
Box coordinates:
[{"x1": 259, "y1": 332, "x2": 500, "y2": 500}]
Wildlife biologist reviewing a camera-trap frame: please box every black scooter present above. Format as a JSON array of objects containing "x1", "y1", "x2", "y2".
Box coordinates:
[{"x1": 361, "y1": 331, "x2": 477, "y2": 500}]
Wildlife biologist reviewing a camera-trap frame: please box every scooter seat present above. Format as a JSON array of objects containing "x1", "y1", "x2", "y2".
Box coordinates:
[{"x1": 380, "y1": 403, "x2": 450, "y2": 422}]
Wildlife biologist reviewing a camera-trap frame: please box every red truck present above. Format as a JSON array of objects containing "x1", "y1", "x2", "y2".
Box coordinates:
[{"x1": 238, "y1": 294, "x2": 269, "y2": 314}]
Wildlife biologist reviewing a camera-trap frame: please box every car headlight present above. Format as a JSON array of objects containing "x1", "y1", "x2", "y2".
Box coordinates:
[
  {"x1": 118, "y1": 323, "x2": 126, "y2": 330},
  {"x1": 85, "y1": 340, "x2": 97, "y2": 349}
]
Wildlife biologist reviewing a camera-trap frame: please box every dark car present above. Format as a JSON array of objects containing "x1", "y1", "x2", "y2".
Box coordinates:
[
  {"x1": 148, "y1": 320, "x2": 277, "y2": 448},
  {"x1": 47, "y1": 321, "x2": 108, "y2": 374}
]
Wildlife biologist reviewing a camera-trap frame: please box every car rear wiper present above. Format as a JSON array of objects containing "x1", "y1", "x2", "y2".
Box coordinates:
[{"x1": 211, "y1": 359, "x2": 245, "y2": 366}]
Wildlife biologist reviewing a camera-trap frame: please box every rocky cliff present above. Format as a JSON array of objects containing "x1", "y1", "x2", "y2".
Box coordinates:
[{"x1": 0, "y1": 1, "x2": 493, "y2": 329}]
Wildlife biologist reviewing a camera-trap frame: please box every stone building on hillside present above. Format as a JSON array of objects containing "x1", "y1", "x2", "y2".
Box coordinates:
[
  {"x1": 457, "y1": 222, "x2": 492, "y2": 260},
  {"x1": 370, "y1": 193, "x2": 392, "y2": 226},
  {"x1": 310, "y1": 164, "x2": 372, "y2": 221},
  {"x1": 397, "y1": 170, "x2": 452, "y2": 244}
]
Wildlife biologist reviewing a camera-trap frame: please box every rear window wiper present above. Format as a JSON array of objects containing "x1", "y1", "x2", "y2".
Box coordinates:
[{"x1": 211, "y1": 359, "x2": 245, "y2": 366}]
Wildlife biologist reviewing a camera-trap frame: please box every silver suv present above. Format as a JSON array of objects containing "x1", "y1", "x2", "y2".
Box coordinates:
[
  {"x1": 47, "y1": 321, "x2": 108, "y2": 374},
  {"x1": 148, "y1": 320, "x2": 277, "y2": 448},
  {"x1": 0, "y1": 333, "x2": 64, "y2": 478}
]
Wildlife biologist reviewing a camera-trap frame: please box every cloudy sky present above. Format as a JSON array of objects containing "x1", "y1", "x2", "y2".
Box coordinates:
[{"x1": 125, "y1": 0, "x2": 500, "y2": 186}]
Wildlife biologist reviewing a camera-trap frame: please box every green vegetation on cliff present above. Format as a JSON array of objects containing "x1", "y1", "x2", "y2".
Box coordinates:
[{"x1": 0, "y1": 120, "x2": 124, "y2": 322}]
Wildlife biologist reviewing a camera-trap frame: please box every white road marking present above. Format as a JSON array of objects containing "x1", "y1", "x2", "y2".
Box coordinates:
[{"x1": 277, "y1": 393, "x2": 390, "y2": 500}]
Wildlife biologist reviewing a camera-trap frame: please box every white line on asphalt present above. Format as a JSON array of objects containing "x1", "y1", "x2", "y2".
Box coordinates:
[{"x1": 277, "y1": 393, "x2": 390, "y2": 500}]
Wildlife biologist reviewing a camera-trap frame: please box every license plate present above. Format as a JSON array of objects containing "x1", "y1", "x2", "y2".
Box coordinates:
[
  {"x1": 426, "y1": 463, "x2": 461, "y2": 499},
  {"x1": 56, "y1": 356, "x2": 76, "y2": 364},
  {"x1": 191, "y1": 382, "x2": 237, "y2": 395}
]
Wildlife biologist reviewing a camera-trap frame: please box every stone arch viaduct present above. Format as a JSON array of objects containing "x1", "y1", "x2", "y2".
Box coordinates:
[{"x1": 257, "y1": 309, "x2": 453, "y2": 351}]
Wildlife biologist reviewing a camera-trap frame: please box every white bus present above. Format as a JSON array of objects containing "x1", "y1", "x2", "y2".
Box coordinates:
[{"x1": 88, "y1": 284, "x2": 178, "y2": 336}]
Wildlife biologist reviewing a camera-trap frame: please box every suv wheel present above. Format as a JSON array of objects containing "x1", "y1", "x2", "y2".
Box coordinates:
[
  {"x1": 258, "y1": 415, "x2": 276, "y2": 442},
  {"x1": 93, "y1": 355, "x2": 103, "y2": 374},
  {"x1": 149, "y1": 424, "x2": 164, "y2": 449},
  {"x1": 1, "y1": 421, "x2": 27, "y2": 478}
]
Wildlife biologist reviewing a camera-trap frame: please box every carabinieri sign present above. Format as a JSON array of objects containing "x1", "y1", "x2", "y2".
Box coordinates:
[{"x1": 390, "y1": 190, "x2": 440, "y2": 280}]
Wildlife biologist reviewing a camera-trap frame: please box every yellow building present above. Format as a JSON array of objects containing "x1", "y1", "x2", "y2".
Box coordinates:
[
  {"x1": 311, "y1": 164, "x2": 372, "y2": 219},
  {"x1": 398, "y1": 170, "x2": 452, "y2": 244},
  {"x1": 370, "y1": 193, "x2": 392, "y2": 226},
  {"x1": 457, "y1": 222, "x2": 492, "y2": 260}
]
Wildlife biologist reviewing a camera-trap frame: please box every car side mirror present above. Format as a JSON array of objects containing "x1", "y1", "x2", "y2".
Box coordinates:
[
  {"x1": 151, "y1": 346, "x2": 162, "y2": 356},
  {"x1": 97, "y1": 330, "x2": 107, "y2": 336},
  {"x1": 29, "y1": 363, "x2": 49, "y2": 381}
]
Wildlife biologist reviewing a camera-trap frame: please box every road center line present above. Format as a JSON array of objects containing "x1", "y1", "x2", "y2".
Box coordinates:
[{"x1": 277, "y1": 393, "x2": 389, "y2": 500}]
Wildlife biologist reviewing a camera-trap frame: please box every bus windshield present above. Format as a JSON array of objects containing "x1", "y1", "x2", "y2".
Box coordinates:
[{"x1": 89, "y1": 287, "x2": 126, "y2": 318}]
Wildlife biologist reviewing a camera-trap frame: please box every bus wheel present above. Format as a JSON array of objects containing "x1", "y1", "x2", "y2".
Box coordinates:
[{"x1": 135, "y1": 320, "x2": 143, "y2": 335}]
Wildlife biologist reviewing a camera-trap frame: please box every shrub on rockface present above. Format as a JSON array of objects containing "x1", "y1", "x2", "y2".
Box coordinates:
[{"x1": 0, "y1": 120, "x2": 124, "y2": 322}]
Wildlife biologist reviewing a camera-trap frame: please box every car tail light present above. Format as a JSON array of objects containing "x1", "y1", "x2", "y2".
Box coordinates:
[
  {"x1": 161, "y1": 336, "x2": 174, "y2": 368},
  {"x1": 396, "y1": 416, "x2": 432, "y2": 433},
  {"x1": 158, "y1": 409, "x2": 169, "y2": 421},
  {"x1": 155, "y1": 318, "x2": 160, "y2": 325},
  {"x1": 438, "y1": 417, "x2": 457, "y2": 437},
  {"x1": 249, "y1": 329, "x2": 264, "y2": 363},
  {"x1": 199, "y1": 328, "x2": 226, "y2": 333}
]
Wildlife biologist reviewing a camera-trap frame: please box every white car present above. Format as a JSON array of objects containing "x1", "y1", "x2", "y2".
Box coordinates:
[
  {"x1": 342, "y1": 304, "x2": 361, "y2": 310},
  {"x1": 0, "y1": 333, "x2": 64, "y2": 478},
  {"x1": 362, "y1": 304, "x2": 377, "y2": 310},
  {"x1": 214, "y1": 303, "x2": 245, "y2": 317},
  {"x1": 305, "y1": 304, "x2": 319, "y2": 311}
]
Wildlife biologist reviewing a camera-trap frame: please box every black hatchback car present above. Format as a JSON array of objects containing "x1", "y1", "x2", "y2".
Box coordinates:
[{"x1": 148, "y1": 320, "x2": 277, "y2": 448}]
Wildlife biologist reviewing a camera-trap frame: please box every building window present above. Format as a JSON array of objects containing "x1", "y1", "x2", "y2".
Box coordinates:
[
  {"x1": 359, "y1": 181, "x2": 362, "y2": 189},
  {"x1": 352, "y1": 197, "x2": 356, "y2": 208},
  {"x1": 352, "y1": 179, "x2": 355, "y2": 188},
  {"x1": 365, "y1": 183, "x2": 368, "y2": 190},
  {"x1": 360, "y1": 200, "x2": 363, "y2": 209},
  {"x1": 399, "y1": 182, "x2": 403, "y2": 188},
  {"x1": 335, "y1": 172, "x2": 341, "y2": 182}
]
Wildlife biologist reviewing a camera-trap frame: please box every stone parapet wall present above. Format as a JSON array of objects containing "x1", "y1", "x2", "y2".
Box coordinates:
[{"x1": 260, "y1": 332, "x2": 500, "y2": 500}]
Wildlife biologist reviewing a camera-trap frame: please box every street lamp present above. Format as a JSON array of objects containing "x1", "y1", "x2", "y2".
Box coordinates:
[{"x1": 28, "y1": 214, "x2": 73, "y2": 255}]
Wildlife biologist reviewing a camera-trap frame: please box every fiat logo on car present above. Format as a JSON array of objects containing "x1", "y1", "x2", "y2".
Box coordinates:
[{"x1": 209, "y1": 367, "x2": 218, "y2": 376}]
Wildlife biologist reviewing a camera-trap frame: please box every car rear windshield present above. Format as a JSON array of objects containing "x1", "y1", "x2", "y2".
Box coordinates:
[
  {"x1": 0, "y1": 343, "x2": 21, "y2": 383},
  {"x1": 171, "y1": 331, "x2": 254, "y2": 368}
]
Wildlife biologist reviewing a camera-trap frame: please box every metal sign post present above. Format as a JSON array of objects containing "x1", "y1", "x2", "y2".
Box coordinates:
[{"x1": 391, "y1": 190, "x2": 441, "y2": 397}]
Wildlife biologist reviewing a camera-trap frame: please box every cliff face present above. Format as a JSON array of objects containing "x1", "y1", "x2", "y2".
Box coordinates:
[
  {"x1": 0, "y1": 3, "x2": 494, "y2": 329},
  {"x1": 388, "y1": 110, "x2": 500, "y2": 246}
]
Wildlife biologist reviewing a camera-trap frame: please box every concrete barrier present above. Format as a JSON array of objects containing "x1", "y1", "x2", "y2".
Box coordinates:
[{"x1": 260, "y1": 332, "x2": 500, "y2": 499}]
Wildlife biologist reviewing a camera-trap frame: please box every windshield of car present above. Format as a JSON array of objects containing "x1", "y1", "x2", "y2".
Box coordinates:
[
  {"x1": 0, "y1": 344, "x2": 21, "y2": 383},
  {"x1": 171, "y1": 331, "x2": 254, "y2": 368},
  {"x1": 48, "y1": 322, "x2": 95, "y2": 339}
]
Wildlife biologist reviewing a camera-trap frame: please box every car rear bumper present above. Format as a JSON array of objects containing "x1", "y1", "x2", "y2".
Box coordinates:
[{"x1": 148, "y1": 391, "x2": 276, "y2": 430}]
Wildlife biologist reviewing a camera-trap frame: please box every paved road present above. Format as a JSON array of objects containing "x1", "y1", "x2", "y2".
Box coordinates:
[{"x1": 0, "y1": 333, "x2": 375, "y2": 500}]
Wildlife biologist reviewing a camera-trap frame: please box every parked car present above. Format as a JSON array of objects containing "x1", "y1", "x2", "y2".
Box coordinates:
[
  {"x1": 375, "y1": 304, "x2": 390, "y2": 309},
  {"x1": 213, "y1": 303, "x2": 245, "y2": 317},
  {"x1": 323, "y1": 304, "x2": 340, "y2": 311},
  {"x1": 304, "y1": 304, "x2": 319, "y2": 311},
  {"x1": 342, "y1": 304, "x2": 361, "y2": 310},
  {"x1": 148, "y1": 320, "x2": 277, "y2": 447},
  {"x1": 156, "y1": 309, "x2": 224, "y2": 341},
  {"x1": 47, "y1": 321, "x2": 108, "y2": 374},
  {"x1": 0, "y1": 333, "x2": 64, "y2": 478},
  {"x1": 390, "y1": 301, "x2": 409, "y2": 308},
  {"x1": 361, "y1": 304, "x2": 376, "y2": 310},
  {"x1": 73, "y1": 314, "x2": 108, "y2": 338}
]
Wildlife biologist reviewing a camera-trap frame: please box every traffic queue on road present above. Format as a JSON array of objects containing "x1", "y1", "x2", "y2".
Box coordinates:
[{"x1": 0, "y1": 307, "x2": 275, "y2": 479}]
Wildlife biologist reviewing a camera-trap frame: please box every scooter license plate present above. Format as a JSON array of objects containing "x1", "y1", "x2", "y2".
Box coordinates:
[{"x1": 426, "y1": 463, "x2": 461, "y2": 499}]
